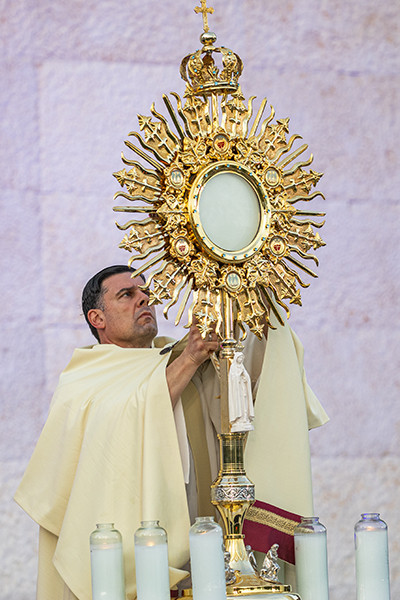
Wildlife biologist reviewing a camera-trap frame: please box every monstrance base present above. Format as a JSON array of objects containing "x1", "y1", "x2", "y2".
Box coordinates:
[{"x1": 182, "y1": 576, "x2": 300, "y2": 599}]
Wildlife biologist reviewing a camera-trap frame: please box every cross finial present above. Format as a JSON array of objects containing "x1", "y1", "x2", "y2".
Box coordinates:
[{"x1": 194, "y1": 0, "x2": 214, "y2": 33}]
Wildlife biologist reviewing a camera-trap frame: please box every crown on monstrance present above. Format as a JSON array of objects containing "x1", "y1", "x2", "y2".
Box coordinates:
[
  {"x1": 180, "y1": 31, "x2": 243, "y2": 96},
  {"x1": 180, "y1": 2, "x2": 243, "y2": 96}
]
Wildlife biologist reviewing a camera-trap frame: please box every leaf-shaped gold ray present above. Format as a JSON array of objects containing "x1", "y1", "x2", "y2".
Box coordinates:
[
  {"x1": 163, "y1": 275, "x2": 189, "y2": 317},
  {"x1": 113, "y1": 191, "x2": 158, "y2": 204},
  {"x1": 241, "y1": 95, "x2": 256, "y2": 139},
  {"x1": 149, "y1": 262, "x2": 184, "y2": 306},
  {"x1": 291, "y1": 217, "x2": 325, "y2": 229},
  {"x1": 162, "y1": 94, "x2": 186, "y2": 142},
  {"x1": 269, "y1": 264, "x2": 298, "y2": 306},
  {"x1": 296, "y1": 210, "x2": 326, "y2": 217},
  {"x1": 192, "y1": 288, "x2": 220, "y2": 338},
  {"x1": 185, "y1": 290, "x2": 199, "y2": 329},
  {"x1": 170, "y1": 92, "x2": 195, "y2": 140},
  {"x1": 261, "y1": 118, "x2": 291, "y2": 158},
  {"x1": 123, "y1": 241, "x2": 165, "y2": 261},
  {"x1": 114, "y1": 206, "x2": 155, "y2": 214},
  {"x1": 288, "y1": 191, "x2": 325, "y2": 205},
  {"x1": 286, "y1": 255, "x2": 318, "y2": 278},
  {"x1": 113, "y1": 164, "x2": 161, "y2": 201},
  {"x1": 129, "y1": 131, "x2": 172, "y2": 166},
  {"x1": 221, "y1": 87, "x2": 248, "y2": 138},
  {"x1": 270, "y1": 134, "x2": 303, "y2": 163},
  {"x1": 248, "y1": 98, "x2": 267, "y2": 138},
  {"x1": 287, "y1": 223, "x2": 325, "y2": 254},
  {"x1": 175, "y1": 278, "x2": 194, "y2": 326},
  {"x1": 123, "y1": 141, "x2": 161, "y2": 170},
  {"x1": 289, "y1": 245, "x2": 319, "y2": 266},
  {"x1": 255, "y1": 105, "x2": 275, "y2": 142},
  {"x1": 259, "y1": 285, "x2": 284, "y2": 327},
  {"x1": 280, "y1": 260, "x2": 310, "y2": 289},
  {"x1": 128, "y1": 250, "x2": 168, "y2": 278},
  {"x1": 138, "y1": 260, "x2": 169, "y2": 291},
  {"x1": 182, "y1": 94, "x2": 211, "y2": 138},
  {"x1": 283, "y1": 155, "x2": 314, "y2": 178},
  {"x1": 237, "y1": 288, "x2": 266, "y2": 339},
  {"x1": 277, "y1": 143, "x2": 308, "y2": 169},
  {"x1": 116, "y1": 216, "x2": 156, "y2": 231},
  {"x1": 211, "y1": 95, "x2": 219, "y2": 131},
  {"x1": 150, "y1": 103, "x2": 180, "y2": 147},
  {"x1": 118, "y1": 220, "x2": 164, "y2": 257},
  {"x1": 269, "y1": 283, "x2": 291, "y2": 318}
]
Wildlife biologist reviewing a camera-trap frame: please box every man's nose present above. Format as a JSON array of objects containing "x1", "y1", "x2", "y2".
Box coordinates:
[{"x1": 138, "y1": 290, "x2": 149, "y2": 305}]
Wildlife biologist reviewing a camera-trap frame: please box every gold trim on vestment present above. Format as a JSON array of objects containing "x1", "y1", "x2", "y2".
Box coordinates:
[{"x1": 245, "y1": 506, "x2": 299, "y2": 536}]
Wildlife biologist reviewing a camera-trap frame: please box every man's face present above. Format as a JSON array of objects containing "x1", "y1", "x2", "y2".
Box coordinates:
[{"x1": 91, "y1": 272, "x2": 158, "y2": 348}]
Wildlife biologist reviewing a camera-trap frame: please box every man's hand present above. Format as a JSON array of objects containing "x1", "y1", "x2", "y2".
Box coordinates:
[
  {"x1": 166, "y1": 323, "x2": 219, "y2": 407},
  {"x1": 183, "y1": 321, "x2": 219, "y2": 368}
]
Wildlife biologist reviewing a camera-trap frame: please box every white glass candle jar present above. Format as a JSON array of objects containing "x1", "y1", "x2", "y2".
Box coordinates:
[
  {"x1": 189, "y1": 516, "x2": 226, "y2": 600},
  {"x1": 355, "y1": 512, "x2": 390, "y2": 600},
  {"x1": 134, "y1": 520, "x2": 170, "y2": 600},
  {"x1": 294, "y1": 516, "x2": 329, "y2": 600},
  {"x1": 90, "y1": 523, "x2": 125, "y2": 600}
]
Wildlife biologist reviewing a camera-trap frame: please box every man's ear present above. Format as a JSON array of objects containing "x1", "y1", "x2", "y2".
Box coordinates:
[{"x1": 87, "y1": 308, "x2": 106, "y2": 331}]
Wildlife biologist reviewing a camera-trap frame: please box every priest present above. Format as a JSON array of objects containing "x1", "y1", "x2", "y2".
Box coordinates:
[{"x1": 15, "y1": 265, "x2": 328, "y2": 600}]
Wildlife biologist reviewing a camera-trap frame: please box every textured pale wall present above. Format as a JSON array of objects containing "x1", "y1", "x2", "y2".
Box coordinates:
[{"x1": 1, "y1": 1, "x2": 399, "y2": 599}]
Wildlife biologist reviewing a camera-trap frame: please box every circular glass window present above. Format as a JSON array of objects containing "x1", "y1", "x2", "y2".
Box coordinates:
[
  {"x1": 189, "y1": 161, "x2": 270, "y2": 263},
  {"x1": 198, "y1": 172, "x2": 261, "y2": 251}
]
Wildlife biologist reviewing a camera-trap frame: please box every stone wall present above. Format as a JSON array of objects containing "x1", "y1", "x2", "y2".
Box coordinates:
[{"x1": 1, "y1": 1, "x2": 399, "y2": 599}]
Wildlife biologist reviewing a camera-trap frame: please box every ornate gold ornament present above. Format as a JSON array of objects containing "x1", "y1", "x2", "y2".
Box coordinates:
[{"x1": 113, "y1": 3, "x2": 325, "y2": 341}]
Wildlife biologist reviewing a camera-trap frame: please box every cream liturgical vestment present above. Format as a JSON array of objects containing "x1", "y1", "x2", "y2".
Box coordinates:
[
  {"x1": 15, "y1": 341, "x2": 191, "y2": 600},
  {"x1": 15, "y1": 315, "x2": 328, "y2": 600}
]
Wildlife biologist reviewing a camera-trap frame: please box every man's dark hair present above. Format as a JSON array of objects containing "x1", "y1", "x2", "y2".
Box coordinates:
[{"x1": 82, "y1": 265, "x2": 136, "y2": 342}]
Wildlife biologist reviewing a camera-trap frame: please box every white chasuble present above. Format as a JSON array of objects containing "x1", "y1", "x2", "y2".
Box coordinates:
[{"x1": 15, "y1": 343, "x2": 191, "y2": 600}]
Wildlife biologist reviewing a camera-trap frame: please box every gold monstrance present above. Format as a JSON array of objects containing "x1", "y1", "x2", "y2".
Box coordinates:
[{"x1": 113, "y1": 2, "x2": 325, "y2": 598}]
